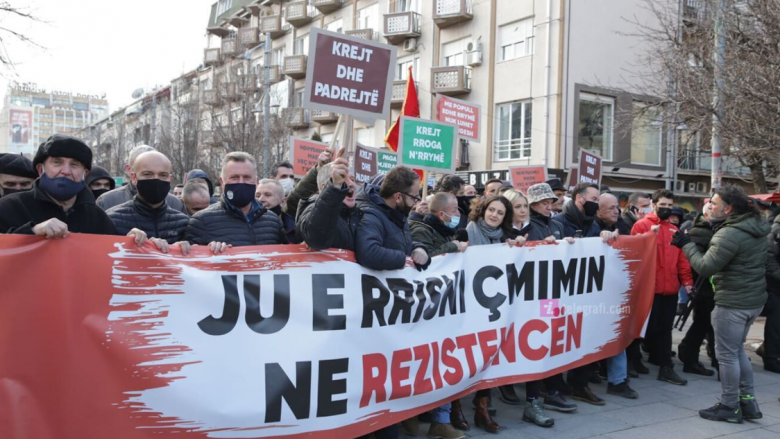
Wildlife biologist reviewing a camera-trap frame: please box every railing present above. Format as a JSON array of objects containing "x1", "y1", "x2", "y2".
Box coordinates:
[
  {"x1": 346, "y1": 28, "x2": 375, "y2": 40},
  {"x1": 313, "y1": 0, "x2": 346, "y2": 14},
  {"x1": 283, "y1": 107, "x2": 311, "y2": 128},
  {"x1": 203, "y1": 89, "x2": 220, "y2": 106},
  {"x1": 285, "y1": 1, "x2": 316, "y2": 27},
  {"x1": 204, "y1": 48, "x2": 221, "y2": 65},
  {"x1": 221, "y1": 38, "x2": 238, "y2": 57},
  {"x1": 261, "y1": 15, "x2": 288, "y2": 38},
  {"x1": 238, "y1": 27, "x2": 259, "y2": 47},
  {"x1": 433, "y1": 0, "x2": 474, "y2": 28},
  {"x1": 383, "y1": 11, "x2": 422, "y2": 44},
  {"x1": 283, "y1": 55, "x2": 307, "y2": 79},
  {"x1": 683, "y1": 0, "x2": 706, "y2": 21},
  {"x1": 431, "y1": 65, "x2": 471, "y2": 96},
  {"x1": 494, "y1": 139, "x2": 532, "y2": 161},
  {"x1": 678, "y1": 152, "x2": 752, "y2": 176},
  {"x1": 311, "y1": 110, "x2": 338, "y2": 124},
  {"x1": 391, "y1": 80, "x2": 415, "y2": 107}
]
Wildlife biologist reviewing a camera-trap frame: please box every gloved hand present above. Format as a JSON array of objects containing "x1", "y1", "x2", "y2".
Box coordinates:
[{"x1": 671, "y1": 230, "x2": 692, "y2": 248}]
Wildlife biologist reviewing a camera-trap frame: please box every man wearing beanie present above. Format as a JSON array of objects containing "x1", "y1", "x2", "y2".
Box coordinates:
[
  {"x1": 0, "y1": 153, "x2": 37, "y2": 197},
  {"x1": 0, "y1": 134, "x2": 130, "y2": 238}
]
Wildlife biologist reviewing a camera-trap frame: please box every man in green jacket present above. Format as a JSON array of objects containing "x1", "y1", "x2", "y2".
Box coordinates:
[
  {"x1": 410, "y1": 192, "x2": 468, "y2": 257},
  {"x1": 672, "y1": 185, "x2": 769, "y2": 424}
]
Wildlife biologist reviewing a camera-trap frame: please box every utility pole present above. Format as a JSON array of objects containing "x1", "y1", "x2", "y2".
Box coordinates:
[
  {"x1": 710, "y1": 0, "x2": 727, "y2": 192},
  {"x1": 263, "y1": 28, "x2": 271, "y2": 178}
]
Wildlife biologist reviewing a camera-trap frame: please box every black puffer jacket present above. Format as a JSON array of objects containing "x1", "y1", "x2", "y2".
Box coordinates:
[
  {"x1": 184, "y1": 197, "x2": 287, "y2": 247},
  {"x1": 297, "y1": 181, "x2": 361, "y2": 251},
  {"x1": 97, "y1": 183, "x2": 186, "y2": 214},
  {"x1": 525, "y1": 209, "x2": 566, "y2": 241},
  {"x1": 355, "y1": 184, "x2": 427, "y2": 271},
  {"x1": 107, "y1": 197, "x2": 190, "y2": 243},
  {"x1": 0, "y1": 180, "x2": 117, "y2": 235}
]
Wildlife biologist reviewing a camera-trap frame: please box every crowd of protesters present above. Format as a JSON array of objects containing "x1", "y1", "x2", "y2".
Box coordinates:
[{"x1": 0, "y1": 134, "x2": 778, "y2": 438}]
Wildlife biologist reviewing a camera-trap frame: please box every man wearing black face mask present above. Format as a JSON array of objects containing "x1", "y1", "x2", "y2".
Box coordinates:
[
  {"x1": 85, "y1": 166, "x2": 115, "y2": 200},
  {"x1": 0, "y1": 135, "x2": 121, "y2": 237},
  {"x1": 0, "y1": 153, "x2": 37, "y2": 197},
  {"x1": 184, "y1": 152, "x2": 286, "y2": 253},
  {"x1": 631, "y1": 189, "x2": 693, "y2": 386},
  {"x1": 107, "y1": 152, "x2": 190, "y2": 249}
]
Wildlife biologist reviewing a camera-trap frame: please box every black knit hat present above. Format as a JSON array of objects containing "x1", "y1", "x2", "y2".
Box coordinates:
[
  {"x1": 0, "y1": 153, "x2": 37, "y2": 179},
  {"x1": 85, "y1": 165, "x2": 116, "y2": 190},
  {"x1": 33, "y1": 134, "x2": 93, "y2": 170}
]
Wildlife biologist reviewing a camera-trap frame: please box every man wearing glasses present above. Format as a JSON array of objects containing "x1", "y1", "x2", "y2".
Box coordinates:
[{"x1": 355, "y1": 165, "x2": 430, "y2": 271}]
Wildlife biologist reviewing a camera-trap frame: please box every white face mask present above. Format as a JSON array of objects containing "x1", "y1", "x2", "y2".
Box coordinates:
[{"x1": 279, "y1": 178, "x2": 295, "y2": 196}]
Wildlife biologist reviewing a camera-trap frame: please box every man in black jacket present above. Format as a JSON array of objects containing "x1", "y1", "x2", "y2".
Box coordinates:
[
  {"x1": 621, "y1": 192, "x2": 651, "y2": 230},
  {"x1": 356, "y1": 166, "x2": 430, "y2": 271},
  {"x1": 0, "y1": 153, "x2": 37, "y2": 197},
  {"x1": 184, "y1": 152, "x2": 286, "y2": 252},
  {"x1": 107, "y1": 151, "x2": 190, "y2": 248},
  {"x1": 0, "y1": 135, "x2": 145, "y2": 244},
  {"x1": 256, "y1": 178, "x2": 300, "y2": 244}
]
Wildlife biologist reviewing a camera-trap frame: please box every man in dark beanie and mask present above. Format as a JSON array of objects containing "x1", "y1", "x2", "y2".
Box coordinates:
[
  {"x1": 0, "y1": 134, "x2": 123, "y2": 238},
  {"x1": 0, "y1": 153, "x2": 37, "y2": 197},
  {"x1": 85, "y1": 165, "x2": 115, "y2": 200},
  {"x1": 107, "y1": 151, "x2": 190, "y2": 251},
  {"x1": 632, "y1": 189, "x2": 693, "y2": 386},
  {"x1": 184, "y1": 152, "x2": 286, "y2": 253}
]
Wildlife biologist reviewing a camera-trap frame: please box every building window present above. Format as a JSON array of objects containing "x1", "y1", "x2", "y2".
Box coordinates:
[
  {"x1": 389, "y1": 0, "x2": 419, "y2": 13},
  {"x1": 630, "y1": 105, "x2": 662, "y2": 166},
  {"x1": 578, "y1": 93, "x2": 614, "y2": 161},
  {"x1": 356, "y1": 126, "x2": 375, "y2": 146},
  {"x1": 357, "y1": 3, "x2": 379, "y2": 31},
  {"x1": 294, "y1": 88, "x2": 305, "y2": 107},
  {"x1": 442, "y1": 38, "x2": 468, "y2": 67},
  {"x1": 325, "y1": 18, "x2": 343, "y2": 34},
  {"x1": 499, "y1": 17, "x2": 534, "y2": 61},
  {"x1": 294, "y1": 34, "x2": 309, "y2": 56},
  {"x1": 321, "y1": 132, "x2": 334, "y2": 144},
  {"x1": 396, "y1": 56, "x2": 418, "y2": 80},
  {"x1": 495, "y1": 101, "x2": 532, "y2": 160},
  {"x1": 272, "y1": 46, "x2": 285, "y2": 66},
  {"x1": 217, "y1": 0, "x2": 233, "y2": 16}
]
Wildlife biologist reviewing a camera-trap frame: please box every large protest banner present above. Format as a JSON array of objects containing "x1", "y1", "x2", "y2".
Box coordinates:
[{"x1": 0, "y1": 233, "x2": 656, "y2": 439}]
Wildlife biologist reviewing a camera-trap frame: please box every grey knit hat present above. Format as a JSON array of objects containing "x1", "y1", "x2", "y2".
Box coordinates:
[{"x1": 527, "y1": 183, "x2": 557, "y2": 204}]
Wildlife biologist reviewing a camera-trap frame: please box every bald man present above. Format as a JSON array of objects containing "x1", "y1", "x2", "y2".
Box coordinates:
[
  {"x1": 107, "y1": 151, "x2": 190, "y2": 247},
  {"x1": 97, "y1": 145, "x2": 186, "y2": 213}
]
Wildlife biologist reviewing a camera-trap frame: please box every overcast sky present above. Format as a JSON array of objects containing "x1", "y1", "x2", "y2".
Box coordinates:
[{"x1": 0, "y1": 0, "x2": 216, "y2": 111}]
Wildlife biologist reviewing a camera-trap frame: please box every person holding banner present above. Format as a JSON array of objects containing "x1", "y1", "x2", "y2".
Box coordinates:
[
  {"x1": 355, "y1": 166, "x2": 430, "y2": 271},
  {"x1": 255, "y1": 179, "x2": 301, "y2": 244},
  {"x1": 502, "y1": 189, "x2": 530, "y2": 236},
  {"x1": 184, "y1": 152, "x2": 287, "y2": 253},
  {"x1": 410, "y1": 192, "x2": 468, "y2": 257}
]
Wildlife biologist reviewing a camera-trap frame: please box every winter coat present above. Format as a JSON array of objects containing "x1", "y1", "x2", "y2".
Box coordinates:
[
  {"x1": 355, "y1": 184, "x2": 427, "y2": 271},
  {"x1": 297, "y1": 181, "x2": 361, "y2": 251},
  {"x1": 97, "y1": 183, "x2": 186, "y2": 214},
  {"x1": 688, "y1": 215, "x2": 716, "y2": 298},
  {"x1": 184, "y1": 196, "x2": 287, "y2": 247},
  {"x1": 278, "y1": 211, "x2": 301, "y2": 244},
  {"x1": 596, "y1": 215, "x2": 631, "y2": 236},
  {"x1": 552, "y1": 200, "x2": 601, "y2": 238},
  {"x1": 410, "y1": 214, "x2": 458, "y2": 257},
  {"x1": 107, "y1": 197, "x2": 190, "y2": 244},
  {"x1": 682, "y1": 213, "x2": 769, "y2": 309},
  {"x1": 525, "y1": 209, "x2": 566, "y2": 241},
  {"x1": 622, "y1": 211, "x2": 639, "y2": 231},
  {"x1": 0, "y1": 180, "x2": 117, "y2": 235},
  {"x1": 288, "y1": 164, "x2": 319, "y2": 221},
  {"x1": 766, "y1": 235, "x2": 780, "y2": 297},
  {"x1": 632, "y1": 212, "x2": 693, "y2": 295}
]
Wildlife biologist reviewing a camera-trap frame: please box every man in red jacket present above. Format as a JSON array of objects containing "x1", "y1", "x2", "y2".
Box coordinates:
[{"x1": 632, "y1": 189, "x2": 693, "y2": 386}]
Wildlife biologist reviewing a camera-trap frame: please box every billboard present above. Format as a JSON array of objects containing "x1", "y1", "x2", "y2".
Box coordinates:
[{"x1": 9, "y1": 108, "x2": 34, "y2": 154}]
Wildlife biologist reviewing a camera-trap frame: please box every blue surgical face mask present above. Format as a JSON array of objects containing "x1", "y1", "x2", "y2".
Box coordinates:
[
  {"x1": 445, "y1": 212, "x2": 461, "y2": 229},
  {"x1": 39, "y1": 173, "x2": 85, "y2": 201}
]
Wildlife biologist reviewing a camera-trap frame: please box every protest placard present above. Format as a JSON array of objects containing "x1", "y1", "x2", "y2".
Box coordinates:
[
  {"x1": 577, "y1": 149, "x2": 602, "y2": 188},
  {"x1": 397, "y1": 117, "x2": 457, "y2": 174},
  {"x1": 508, "y1": 165, "x2": 548, "y2": 194},
  {"x1": 354, "y1": 143, "x2": 378, "y2": 183},
  {"x1": 435, "y1": 95, "x2": 481, "y2": 142},
  {"x1": 289, "y1": 137, "x2": 329, "y2": 178}
]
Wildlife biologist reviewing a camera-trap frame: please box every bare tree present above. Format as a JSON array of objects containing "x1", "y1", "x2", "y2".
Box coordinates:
[
  {"x1": 159, "y1": 93, "x2": 203, "y2": 183},
  {"x1": 0, "y1": 2, "x2": 45, "y2": 72},
  {"x1": 628, "y1": 0, "x2": 780, "y2": 192}
]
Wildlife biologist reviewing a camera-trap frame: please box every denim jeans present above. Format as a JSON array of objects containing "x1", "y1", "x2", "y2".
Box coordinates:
[
  {"x1": 607, "y1": 350, "x2": 628, "y2": 385},
  {"x1": 431, "y1": 403, "x2": 451, "y2": 424},
  {"x1": 678, "y1": 285, "x2": 689, "y2": 304},
  {"x1": 711, "y1": 305, "x2": 763, "y2": 408}
]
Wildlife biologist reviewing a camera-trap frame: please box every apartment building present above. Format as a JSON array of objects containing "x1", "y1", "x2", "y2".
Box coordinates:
[{"x1": 0, "y1": 83, "x2": 109, "y2": 157}]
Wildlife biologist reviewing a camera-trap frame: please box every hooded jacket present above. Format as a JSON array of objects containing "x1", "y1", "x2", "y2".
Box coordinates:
[
  {"x1": 85, "y1": 166, "x2": 116, "y2": 190},
  {"x1": 184, "y1": 196, "x2": 287, "y2": 247},
  {"x1": 632, "y1": 212, "x2": 693, "y2": 295},
  {"x1": 355, "y1": 184, "x2": 427, "y2": 271},
  {"x1": 682, "y1": 213, "x2": 769, "y2": 309},
  {"x1": 0, "y1": 179, "x2": 117, "y2": 235},
  {"x1": 297, "y1": 181, "x2": 360, "y2": 251},
  {"x1": 107, "y1": 197, "x2": 190, "y2": 244},
  {"x1": 97, "y1": 183, "x2": 186, "y2": 214}
]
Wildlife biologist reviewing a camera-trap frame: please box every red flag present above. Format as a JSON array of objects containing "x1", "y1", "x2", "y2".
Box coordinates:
[{"x1": 384, "y1": 66, "x2": 420, "y2": 152}]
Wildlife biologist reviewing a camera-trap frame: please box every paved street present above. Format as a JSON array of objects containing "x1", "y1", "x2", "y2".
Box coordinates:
[{"x1": 412, "y1": 318, "x2": 780, "y2": 439}]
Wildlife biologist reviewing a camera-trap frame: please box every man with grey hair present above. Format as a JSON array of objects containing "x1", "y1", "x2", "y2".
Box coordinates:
[
  {"x1": 184, "y1": 151, "x2": 286, "y2": 252},
  {"x1": 96, "y1": 145, "x2": 186, "y2": 213},
  {"x1": 255, "y1": 178, "x2": 299, "y2": 243}
]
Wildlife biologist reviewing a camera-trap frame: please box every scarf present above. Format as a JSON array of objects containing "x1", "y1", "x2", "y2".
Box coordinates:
[
  {"x1": 423, "y1": 214, "x2": 455, "y2": 238},
  {"x1": 466, "y1": 219, "x2": 505, "y2": 246}
]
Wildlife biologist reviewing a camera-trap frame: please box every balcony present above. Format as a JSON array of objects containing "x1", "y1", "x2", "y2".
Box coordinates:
[
  {"x1": 431, "y1": 66, "x2": 471, "y2": 96},
  {"x1": 313, "y1": 0, "x2": 345, "y2": 14},
  {"x1": 241, "y1": 74, "x2": 259, "y2": 92},
  {"x1": 346, "y1": 28, "x2": 374, "y2": 40},
  {"x1": 238, "y1": 26, "x2": 259, "y2": 48},
  {"x1": 384, "y1": 11, "x2": 421, "y2": 45},
  {"x1": 433, "y1": 0, "x2": 473, "y2": 28},
  {"x1": 285, "y1": 1, "x2": 316, "y2": 28},
  {"x1": 683, "y1": 0, "x2": 707, "y2": 23},
  {"x1": 283, "y1": 55, "x2": 307, "y2": 79},
  {"x1": 219, "y1": 83, "x2": 239, "y2": 102},
  {"x1": 391, "y1": 80, "x2": 412, "y2": 108},
  {"x1": 204, "y1": 48, "x2": 221, "y2": 65},
  {"x1": 311, "y1": 110, "x2": 338, "y2": 124},
  {"x1": 283, "y1": 107, "x2": 310, "y2": 129},
  {"x1": 260, "y1": 15, "x2": 288, "y2": 39},
  {"x1": 678, "y1": 151, "x2": 751, "y2": 176},
  {"x1": 203, "y1": 89, "x2": 220, "y2": 106},
  {"x1": 221, "y1": 38, "x2": 238, "y2": 57}
]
